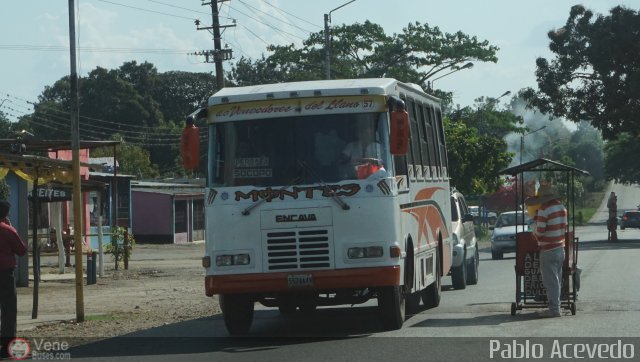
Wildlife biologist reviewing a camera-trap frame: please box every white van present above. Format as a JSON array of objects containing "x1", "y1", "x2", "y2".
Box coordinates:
[{"x1": 450, "y1": 189, "x2": 479, "y2": 289}]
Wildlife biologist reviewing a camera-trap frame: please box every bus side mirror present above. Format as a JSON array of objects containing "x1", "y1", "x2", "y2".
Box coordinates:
[
  {"x1": 389, "y1": 110, "x2": 409, "y2": 155},
  {"x1": 181, "y1": 117, "x2": 201, "y2": 170}
]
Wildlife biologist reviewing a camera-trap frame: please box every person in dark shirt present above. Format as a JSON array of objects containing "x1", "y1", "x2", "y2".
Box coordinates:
[{"x1": 0, "y1": 200, "x2": 26, "y2": 359}]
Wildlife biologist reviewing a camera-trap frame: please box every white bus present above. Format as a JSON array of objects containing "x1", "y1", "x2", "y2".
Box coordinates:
[{"x1": 194, "y1": 78, "x2": 453, "y2": 335}]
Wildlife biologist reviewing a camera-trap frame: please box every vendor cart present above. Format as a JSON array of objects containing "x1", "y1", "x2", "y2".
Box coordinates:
[{"x1": 499, "y1": 158, "x2": 589, "y2": 316}]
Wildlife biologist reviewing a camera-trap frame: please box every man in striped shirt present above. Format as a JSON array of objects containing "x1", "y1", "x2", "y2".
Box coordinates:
[{"x1": 525, "y1": 184, "x2": 567, "y2": 318}]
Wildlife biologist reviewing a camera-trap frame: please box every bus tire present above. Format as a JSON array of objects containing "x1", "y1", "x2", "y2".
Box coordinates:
[
  {"x1": 451, "y1": 249, "x2": 467, "y2": 290},
  {"x1": 378, "y1": 285, "x2": 405, "y2": 330},
  {"x1": 220, "y1": 294, "x2": 254, "y2": 336},
  {"x1": 422, "y1": 253, "x2": 441, "y2": 309}
]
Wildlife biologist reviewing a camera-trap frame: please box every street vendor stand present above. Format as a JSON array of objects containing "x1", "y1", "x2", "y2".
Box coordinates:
[{"x1": 500, "y1": 158, "x2": 589, "y2": 316}]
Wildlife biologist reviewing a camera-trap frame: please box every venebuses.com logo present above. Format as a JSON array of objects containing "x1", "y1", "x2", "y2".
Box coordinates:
[
  {"x1": 8, "y1": 337, "x2": 71, "y2": 360},
  {"x1": 7, "y1": 338, "x2": 30, "y2": 360}
]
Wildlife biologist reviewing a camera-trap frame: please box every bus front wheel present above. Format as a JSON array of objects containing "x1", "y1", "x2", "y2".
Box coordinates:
[
  {"x1": 220, "y1": 294, "x2": 254, "y2": 336},
  {"x1": 378, "y1": 285, "x2": 405, "y2": 330}
]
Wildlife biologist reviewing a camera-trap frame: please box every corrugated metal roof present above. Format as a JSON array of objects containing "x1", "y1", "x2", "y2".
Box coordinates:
[
  {"x1": 132, "y1": 180, "x2": 204, "y2": 188},
  {"x1": 89, "y1": 157, "x2": 118, "y2": 167},
  {"x1": 132, "y1": 188, "x2": 204, "y2": 196}
]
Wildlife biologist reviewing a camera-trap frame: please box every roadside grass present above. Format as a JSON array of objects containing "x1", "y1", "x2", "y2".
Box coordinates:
[
  {"x1": 85, "y1": 314, "x2": 117, "y2": 322},
  {"x1": 574, "y1": 191, "x2": 605, "y2": 225}
]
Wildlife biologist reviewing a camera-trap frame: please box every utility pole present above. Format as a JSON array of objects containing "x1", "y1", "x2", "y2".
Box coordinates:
[
  {"x1": 68, "y1": 0, "x2": 84, "y2": 322},
  {"x1": 324, "y1": 13, "x2": 330, "y2": 80},
  {"x1": 324, "y1": 0, "x2": 356, "y2": 80},
  {"x1": 195, "y1": 0, "x2": 235, "y2": 89}
]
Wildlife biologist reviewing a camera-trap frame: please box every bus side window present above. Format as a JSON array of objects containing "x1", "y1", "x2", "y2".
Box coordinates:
[
  {"x1": 425, "y1": 105, "x2": 440, "y2": 179},
  {"x1": 435, "y1": 108, "x2": 448, "y2": 178},
  {"x1": 406, "y1": 98, "x2": 421, "y2": 182},
  {"x1": 393, "y1": 98, "x2": 409, "y2": 180},
  {"x1": 418, "y1": 104, "x2": 431, "y2": 179}
]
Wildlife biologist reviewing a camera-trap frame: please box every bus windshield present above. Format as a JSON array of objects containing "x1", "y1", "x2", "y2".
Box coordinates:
[{"x1": 209, "y1": 112, "x2": 392, "y2": 187}]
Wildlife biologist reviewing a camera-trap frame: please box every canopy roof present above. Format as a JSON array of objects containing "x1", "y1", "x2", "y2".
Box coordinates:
[
  {"x1": 0, "y1": 153, "x2": 101, "y2": 184},
  {"x1": 500, "y1": 158, "x2": 590, "y2": 176},
  {"x1": 0, "y1": 139, "x2": 120, "y2": 184}
]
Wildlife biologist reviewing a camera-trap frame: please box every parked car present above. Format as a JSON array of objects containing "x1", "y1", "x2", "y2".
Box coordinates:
[
  {"x1": 620, "y1": 211, "x2": 640, "y2": 230},
  {"x1": 450, "y1": 189, "x2": 479, "y2": 289},
  {"x1": 468, "y1": 205, "x2": 497, "y2": 225},
  {"x1": 490, "y1": 211, "x2": 531, "y2": 260}
]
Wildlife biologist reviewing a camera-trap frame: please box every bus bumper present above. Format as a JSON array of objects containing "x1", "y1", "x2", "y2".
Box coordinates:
[{"x1": 205, "y1": 266, "x2": 401, "y2": 296}]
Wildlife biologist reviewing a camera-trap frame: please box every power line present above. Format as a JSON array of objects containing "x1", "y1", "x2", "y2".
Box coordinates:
[
  {"x1": 236, "y1": 23, "x2": 270, "y2": 46},
  {"x1": 97, "y1": 0, "x2": 196, "y2": 21},
  {"x1": 0, "y1": 44, "x2": 196, "y2": 54},
  {"x1": 1, "y1": 92, "x2": 184, "y2": 134},
  {"x1": 145, "y1": 0, "x2": 210, "y2": 17},
  {"x1": 258, "y1": 0, "x2": 320, "y2": 29},
  {"x1": 224, "y1": 3, "x2": 306, "y2": 42},
  {"x1": 237, "y1": 0, "x2": 315, "y2": 36},
  {"x1": 2, "y1": 92, "x2": 210, "y2": 141}
]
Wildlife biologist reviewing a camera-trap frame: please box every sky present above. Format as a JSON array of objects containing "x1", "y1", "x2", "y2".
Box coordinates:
[{"x1": 2, "y1": 0, "x2": 640, "y2": 124}]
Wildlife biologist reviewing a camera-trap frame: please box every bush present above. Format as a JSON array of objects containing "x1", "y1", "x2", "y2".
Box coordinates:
[{"x1": 105, "y1": 226, "x2": 136, "y2": 270}]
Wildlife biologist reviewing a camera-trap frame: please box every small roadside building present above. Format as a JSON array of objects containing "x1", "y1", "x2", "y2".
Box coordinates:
[{"x1": 131, "y1": 180, "x2": 204, "y2": 244}]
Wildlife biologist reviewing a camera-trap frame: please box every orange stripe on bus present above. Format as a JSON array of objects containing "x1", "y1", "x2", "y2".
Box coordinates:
[{"x1": 205, "y1": 266, "x2": 401, "y2": 296}]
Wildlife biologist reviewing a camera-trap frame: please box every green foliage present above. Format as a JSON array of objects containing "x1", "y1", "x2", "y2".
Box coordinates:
[
  {"x1": 228, "y1": 20, "x2": 499, "y2": 90},
  {"x1": 522, "y1": 5, "x2": 640, "y2": 140},
  {"x1": 24, "y1": 61, "x2": 213, "y2": 178},
  {"x1": 92, "y1": 134, "x2": 160, "y2": 178},
  {"x1": 444, "y1": 118, "x2": 513, "y2": 195},
  {"x1": 0, "y1": 178, "x2": 9, "y2": 200},
  {"x1": 604, "y1": 132, "x2": 640, "y2": 184},
  {"x1": 450, "y1": 99, "x2": 525, "y2": 139},
  {"x1": 105, "y1": 226, "x2": 136, "y2": 269},
  {"x1": 0, "y1": 112, "x2": 14, "y2": 138},
  {"x1": 152, "y1": 70, "x2": 217, "y2": 123}
]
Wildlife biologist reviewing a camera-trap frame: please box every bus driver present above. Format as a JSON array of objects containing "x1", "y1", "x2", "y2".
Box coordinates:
[{"x1": 340, "y1": 121, "x2": 386, "y2": 179}]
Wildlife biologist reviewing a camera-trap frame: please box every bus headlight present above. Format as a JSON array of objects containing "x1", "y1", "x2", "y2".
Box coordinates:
[
  {"x1": 216, "y1": 255, "x2": 233, "y2": 266},
  {"x1": 348, "y1": 246, "x2": 383, "y2": 259},
  {"x1": 216, "y1": 254, "x2": 251, "y2": 266},
  {"x1": 233, "y1": 254, "x2": 251, "y2": 265}
]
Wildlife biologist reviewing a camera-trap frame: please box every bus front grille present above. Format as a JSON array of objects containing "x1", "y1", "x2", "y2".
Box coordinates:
[{"x1": 265, "y1": 229, "x2": 332, "y2": 271}]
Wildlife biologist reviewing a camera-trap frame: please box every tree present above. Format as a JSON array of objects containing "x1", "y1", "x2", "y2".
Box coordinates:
[
  {"x1": 23, "y1": 61, "x2": 214, "y2": 177},
  {"x1": 566, "y1": 122, "x2": 605, "y2": 189},
  {"x1": 522, "y1": 5, "x2": 640, "y2": 140},
  {"x1": 444, "y1": 118, "x2": 513, "y2": 195},
  {"x1": 450, "y1": 97, "x2": 525, "y2": 139},
  {"x1": 28, "y1": 67, "x2": 164, "y2": 140},
  {"x1": 228, "y1": 21, "x2": 499, "y2": 90},
  {"x1": 152, "y1": 71, "x2": 217, "y2": 123},
  {"x1": 91, "y1": 134, "x2": 160, "y2": 179},
  {"x1": 0, "y1": 111, "x2": 13, "y2": 138},
  {"x1": 604, "y1": 133, "x2": 640, "y2": 184}
]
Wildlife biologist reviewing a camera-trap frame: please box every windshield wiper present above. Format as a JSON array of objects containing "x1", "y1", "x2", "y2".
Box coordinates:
[
  {"x1": 241, "y1": 176, "x2": 303, "y2": 216},
  {"x1": 298, "y1": 160, "x2": 350, "y2": 211}
]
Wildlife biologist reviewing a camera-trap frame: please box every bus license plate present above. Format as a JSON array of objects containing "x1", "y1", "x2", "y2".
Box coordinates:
[{"x1": 287, "y1": 274, "x2": 313, "y2": 288}]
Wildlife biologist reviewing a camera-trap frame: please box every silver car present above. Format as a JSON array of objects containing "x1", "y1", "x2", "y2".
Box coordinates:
[{"x1": 490, "y1": 211, "x2": 531, "y2": 260}]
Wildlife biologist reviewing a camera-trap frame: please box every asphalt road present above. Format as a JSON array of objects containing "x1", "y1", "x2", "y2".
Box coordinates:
[{"x1": 60, "y1": 184, "x2": 640, "y2": 361}]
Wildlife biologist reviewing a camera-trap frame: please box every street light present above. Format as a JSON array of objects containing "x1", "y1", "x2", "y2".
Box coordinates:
[
  {"x1": 487, "y1": 90, "x2": 511, "y2": 106},
  {"x1": 324, "y1": 0, "x2": 356, "y2": 80},
  {"x1": 470, "y1": 90, "x2": 511, "y2": 139},
  {"x1": 520, "y1": 125, "x2": 547, "y2": 164},
  {"x1": 428, "y1": 62, "x2": 474, "y2": 91}
]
